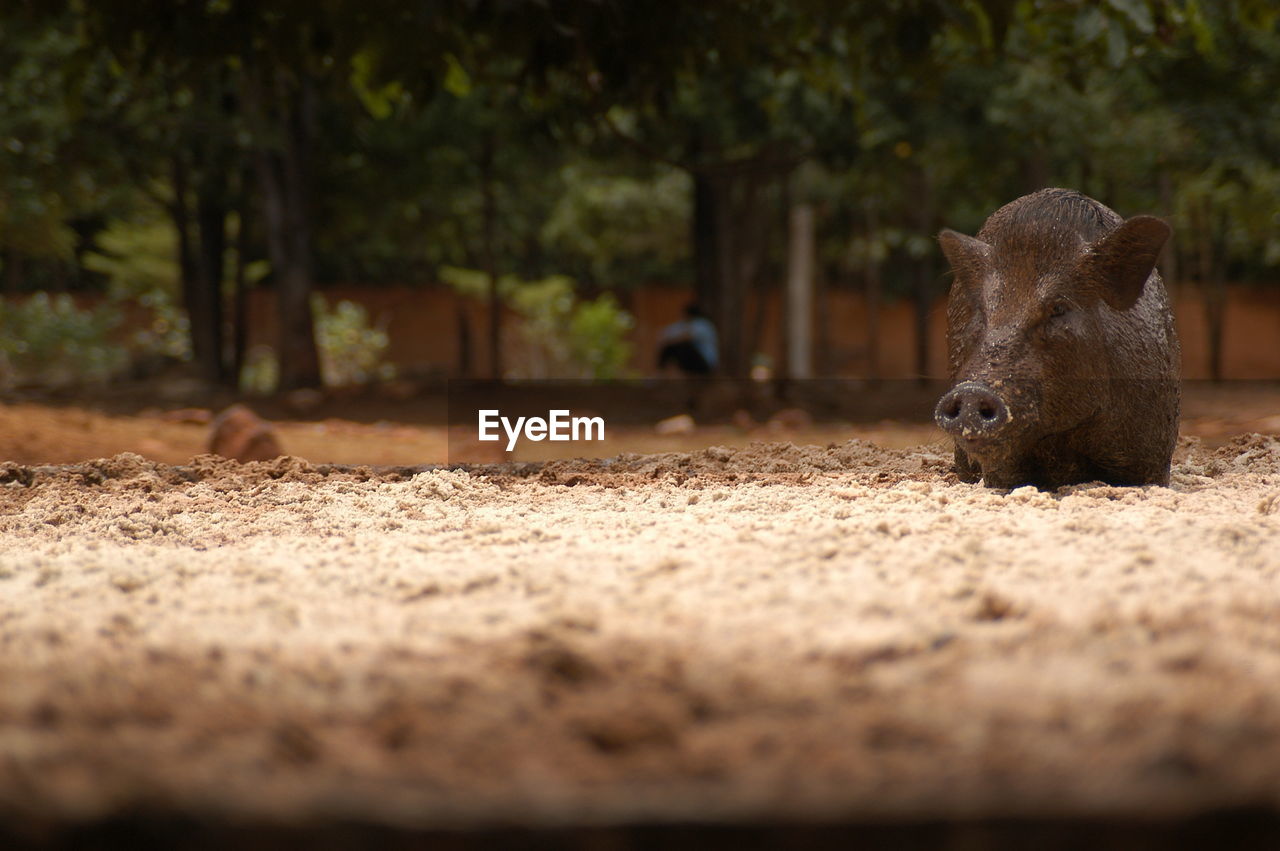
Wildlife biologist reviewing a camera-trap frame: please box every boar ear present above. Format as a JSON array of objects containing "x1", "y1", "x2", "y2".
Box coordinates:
[
  {"x1": 938, "y1": 229, "x2": 990, "y2": 282},
  {"x1": 1081, "y1": 215, "x2": 1171, "y2": 311}
]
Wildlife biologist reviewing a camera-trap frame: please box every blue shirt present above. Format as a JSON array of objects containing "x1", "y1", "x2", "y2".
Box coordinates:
[{"x1": 660, "y1": 317, "x2": 719, "y2": 369}]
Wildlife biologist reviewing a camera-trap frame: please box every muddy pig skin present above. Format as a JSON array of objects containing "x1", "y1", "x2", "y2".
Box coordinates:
[{"x1": 935, "y1": 188, "x2": 1180, "y2": 490}]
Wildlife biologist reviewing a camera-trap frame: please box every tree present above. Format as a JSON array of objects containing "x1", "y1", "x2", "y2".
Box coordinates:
[
  {"x1": 0, "y1": 12, "x2": 131, "y2": 294},
  {"x1": 1145, "y1": 3, "x2": 1280, "y2": 380},
  {"x1": 511, "y1": 1, "x2": 855, "y2": 375},
  {"x1": 5, "y1": 0, "x2": 1280, "y2": 392},
  {"x1": 63, "y1": 0, "x2": 465, "y2": 389}
]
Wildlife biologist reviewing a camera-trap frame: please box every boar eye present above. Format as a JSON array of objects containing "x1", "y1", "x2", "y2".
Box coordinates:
[{"x1": 1047, "y1": 299, "x2": 1072, "y2": 320}]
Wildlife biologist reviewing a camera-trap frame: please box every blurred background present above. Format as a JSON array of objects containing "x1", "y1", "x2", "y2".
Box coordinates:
[{"x1": 0, "y1": 0, "x2": 1278, "y2": 465}]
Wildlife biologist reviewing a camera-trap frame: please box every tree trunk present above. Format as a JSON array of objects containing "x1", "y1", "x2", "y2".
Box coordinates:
[
  {"x1": 49, "y1": 259, "x2": 68, "y2": 292},
  {"x1": 863, "y1": 201, "x2": 882, "y2": 382},
  {"x1": 231, "y1": 188, "x2": 251, "y2": 388},
  {"x1": 165, "y1": 54, "x2": 226, "y2": 386},
  {"x1": 693, "y1": 171, "x2": 718, "y2": 314},
  {"x1": 194, "y1": 176, "x2": 228, "y2": 385},
  {"x1": 740, "y1": 174, "x2": 775, "y2": 374},
  {"x1": 712, "y1": 177, "x2": 743, "y2": 376},
  {"x1": 913, "y1": 270, "x2": 932, "y2": 381},
  {"x1": 3, "y1": 250, "x2": 22, "y2": 294},
  {"x1": 244, "y1": 59, "x2": 322, "y2": 392},
  {"x1": 747, "y1": 256, "x2": 773, "y2": 374},
  {"x1": 170, "y1": 155, "x2": 216, "y2": 379},
  {"x1": 785, "y1": 203, "x2": 815, "y2": 380},
  {"x1": 179, "y1": 70, "x2": 238, "y2": 388},
  {"x1": 910, "y1": 167, "x2": 935, "y2": 382},
  {"x1": 814, "y1": 247, "x2": 831, "y2": 377},
  {"x1": 692, "y1": 156, "x2": 796, "y2": 378},
  {"x1": 1157, "y1": 171, "x2": 1179, "y2": 292},
  {"x1": 456, "y1": 301, "x2": 472, "y2": 379},
  {"x1": 171, "y1": 156, "x2": 196, "y2": 293},
  {"x1": 1196, "y1": 199, "x2": 1226, "y2": 383},
  {"x1": 480, "y1": 130, "x2": 501, "y2": 381},
  {"x1": 1204, "y1": 282, "x2": 1225, "y2": 382}
]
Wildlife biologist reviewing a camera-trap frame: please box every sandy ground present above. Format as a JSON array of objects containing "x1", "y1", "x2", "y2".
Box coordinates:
[{"x1": 2, "y1": 429, "x2": 1280, "y2": 839}]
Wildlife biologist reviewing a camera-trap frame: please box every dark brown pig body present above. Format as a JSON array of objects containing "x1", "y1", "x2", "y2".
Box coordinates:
[{"x1": 935, "y1": 188, "x2": 1180, "y2": 489}]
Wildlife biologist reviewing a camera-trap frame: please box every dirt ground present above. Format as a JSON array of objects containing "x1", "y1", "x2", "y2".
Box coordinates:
[
  {"x1": 3, "y1": 380, "x2": 1280, "y2": 467},
  {"x1": 2, "y1": 387, "x2": 1280, "y2": 845}
]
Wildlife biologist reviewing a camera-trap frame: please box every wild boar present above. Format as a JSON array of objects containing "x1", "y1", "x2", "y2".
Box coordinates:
[{"x1": 935, "y1": 188, "x2": 1179, "y2": 489}]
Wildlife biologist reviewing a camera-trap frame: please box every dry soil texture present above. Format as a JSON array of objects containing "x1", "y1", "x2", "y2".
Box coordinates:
[{"x1": 2, "y1": 436, "x2": 1280, "y2": 834}]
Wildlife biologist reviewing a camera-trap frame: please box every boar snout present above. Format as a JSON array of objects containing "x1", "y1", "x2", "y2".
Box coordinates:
[{"x1": 935, "y1": 381, "x2": 1011, "y2": 441}]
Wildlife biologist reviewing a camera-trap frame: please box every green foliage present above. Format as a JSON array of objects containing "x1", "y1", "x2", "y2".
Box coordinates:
[
  {"x1": 81, "y1": 217, "x2": 177, "y2": 300},
  {"x1": 507, "y1": 276, "x2": 635, "y2": 380},
  {"x1": 6, "y1": 0, "x2": 1280, "y2": 387},
  {"x1": 241, "y1": 296, "x2": 394, "y2": 393},
  {"x1": 442, "y1": 267, "x2": 635, "y2": 379},
  {"x1": 541, "y1": 162, "x2": 690, "y2": 288},
  {"x1": 1171, "y1": 162, "x2": 1280, "y2": 274},
  {"x1": 81, "y1": 216, "x2": 192, "y2": 360},
  {"x1": 239, "y1": 345, "x2": 279, "y2": 396},
  {"x1": 565, "y1": 293, "x2": 635, "y2": 380},
  {"x1": 0, "y1": 293, "x2": 127, "y2": 389},
  {"x1": 128, "y1": 295, "x2": 191, "y2": 363},
  {"x1": 0, "y1": 214, "x2": 202, "y2": 390},
  {"x1": 0, "y1": 18, "x2": 82, "y2": 262},
  {"x1": 437, "y1": 265, "x2": 511, "y2": 300},
  {"x1": 0, "y1": 10, "x2": 147, "y2": 277},
  {"x1": 311, "y1": 295, "x2": 396, "y2": 387}
]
